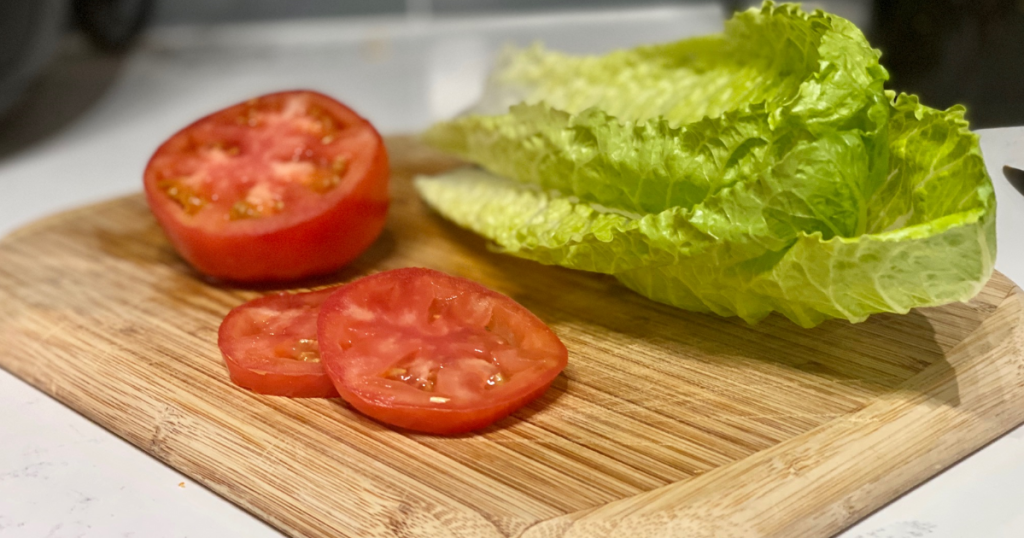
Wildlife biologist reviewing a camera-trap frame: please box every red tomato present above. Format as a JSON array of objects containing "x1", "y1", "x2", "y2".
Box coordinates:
[
  {"x1": 317, "y1": 268, "x2": 568, "y2": 435},
  {"x1": 218, "y1": 287, "x2": 339, "y2": 398},
  {"x1": 143, "y1": 90, "x2": 389, "y2": 282}
]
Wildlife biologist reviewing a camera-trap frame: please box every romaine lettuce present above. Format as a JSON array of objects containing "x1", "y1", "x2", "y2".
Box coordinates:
[{"x1": 414, "y1": 3, "x2": 995, "y2": 328}]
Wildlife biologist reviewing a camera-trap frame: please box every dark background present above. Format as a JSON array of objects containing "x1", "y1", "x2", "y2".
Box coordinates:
[
  {"x1": 3, "y1": 0, "x2": 1024, "y2": 128},
  {"x1": 870, "y1": 0, "x2": 1024, "y2": 128}
]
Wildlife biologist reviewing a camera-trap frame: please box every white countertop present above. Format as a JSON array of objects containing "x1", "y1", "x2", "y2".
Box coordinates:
[{"x1": 1, "y1": 6, "x2": 1023, "y2": 537}]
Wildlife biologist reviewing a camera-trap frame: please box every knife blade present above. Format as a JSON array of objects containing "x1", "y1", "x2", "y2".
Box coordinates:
[{"x1": 1004, "y1": 165, "x2": 1024, "y2": 197}]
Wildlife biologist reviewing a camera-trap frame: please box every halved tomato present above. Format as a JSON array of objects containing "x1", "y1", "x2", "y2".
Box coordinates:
[
  {"x1": 317, "y1": 268, "x2": 569, "y2": 435},
  {"x1": 144, "y1": 90, "x2": 389, "y2": 282},
  {"x1": 218, "y1": 287, "x2": 339, "y2": 398}
]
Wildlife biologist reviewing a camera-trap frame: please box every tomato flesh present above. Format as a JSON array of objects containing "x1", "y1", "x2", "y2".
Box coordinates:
[
  {"x1": 144, "y1": 90, "x2": 388, "y2": 282},
  {"x1": 218, "y1": 287, "x2": 339, "y2": 398},
  {"x1": 318, "y1": 268, "x2": 568, "y2": 434}
]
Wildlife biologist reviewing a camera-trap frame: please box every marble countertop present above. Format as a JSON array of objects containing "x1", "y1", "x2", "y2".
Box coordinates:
[{"x1": 1, "y1": 6, "x2": 1023, "y2": 537}]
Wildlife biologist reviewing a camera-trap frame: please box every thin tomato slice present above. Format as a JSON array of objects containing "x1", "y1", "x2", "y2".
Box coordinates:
[
  {"x1": 218, "y1": 287, "x2": 339, "y2": 398},
  {"x1": 144, "y1": 90, "x2": 388, "y2": 282},
  {"x1": 317, "y1": 268, "x2": 568, "y2": 435}
]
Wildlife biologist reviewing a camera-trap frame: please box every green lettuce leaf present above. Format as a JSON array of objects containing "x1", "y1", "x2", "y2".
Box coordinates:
[
  {"x1": 426, "y1": 2, "x2": 891, "y2": 223},
  {"x1": 415, "y1": 3, "x2": 995, "y2": 328}
]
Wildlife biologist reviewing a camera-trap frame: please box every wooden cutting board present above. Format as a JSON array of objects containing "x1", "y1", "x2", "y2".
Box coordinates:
[{"x1": 1, "y1": 137, "x2": 1023, "y2": 538}]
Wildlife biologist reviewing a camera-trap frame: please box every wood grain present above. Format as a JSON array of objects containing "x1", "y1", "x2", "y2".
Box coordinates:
[{"x1": 0, "y1": 137, "x2": 1022, "y2": 537}]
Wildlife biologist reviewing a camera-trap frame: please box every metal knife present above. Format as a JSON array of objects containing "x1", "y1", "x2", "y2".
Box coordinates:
[{"x1": 1005, "y1": 165, "x2": 1024, "y2": 197}]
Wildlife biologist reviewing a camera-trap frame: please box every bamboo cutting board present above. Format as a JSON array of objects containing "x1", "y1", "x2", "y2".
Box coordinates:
[{"x1": 1, "y1": 137, "x2": 1023, "y2": 538}]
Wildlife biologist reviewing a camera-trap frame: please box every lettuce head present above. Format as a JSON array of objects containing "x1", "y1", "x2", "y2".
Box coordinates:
[{"x1": 414, "y1": 2, "x2": 996, "y2": 328}]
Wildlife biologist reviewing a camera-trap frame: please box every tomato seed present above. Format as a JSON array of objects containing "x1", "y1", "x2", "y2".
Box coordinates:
[
  {"x1": 159, "y1": 179, "x2": 207, "y2": 215},
  {"x1": 290, "y1": 339, "x2": 321, "y2": 362},
  {"x1": 385, "y1": 360, "x2": 437, "y2": 392},
  {"x1": 307, "y1": 167, "x2": 342, "y2": 194},
  {"x1": 295, "y1": 351, "x2": 319, "y2": 362},
  {"x1": 332, "y1": 156, "x2": 348, "y2": 174},
  {"x1": 230, "y1": 200, "x2": 260, "y2": 220}
]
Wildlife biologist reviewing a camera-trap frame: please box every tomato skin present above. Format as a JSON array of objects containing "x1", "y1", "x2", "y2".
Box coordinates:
[
  {"x1": 144, "y1": 90, "x2": 389, "y2": 283},
  {"x1": 218, "y1": 288, "x2": 340, "y2": 398},
  {"x1": 343, "y1": 379, "x2": 555, "y2": 435},
  {"x1": 222, "y1": 353, "x2": 338, "y2": 398},
  {"x1": 318, "y1": 268, "x2": 568, "y2": 435}
]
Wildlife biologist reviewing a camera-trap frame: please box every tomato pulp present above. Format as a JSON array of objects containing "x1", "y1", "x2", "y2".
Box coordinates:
[
  {"x1": 218, "y1": 287, "x2": 339, "y2": 398},
  {"x1": 144, "y1": 90, "x2": 389, "y2": 282},
  {"x1": 317, "y1": 268, "x2": 569, "y2": 435}
]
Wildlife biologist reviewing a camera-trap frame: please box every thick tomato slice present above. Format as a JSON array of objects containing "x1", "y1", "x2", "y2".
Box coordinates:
[
  {"x1": 317, "y1": 268, "x2": 568, "y2": 435},
  {"x1": 143, "y1": 90, "x2": 389, "y2": 282},
  {"x1": 218, "y1": 287, "x2": 339, "y2": 398}
]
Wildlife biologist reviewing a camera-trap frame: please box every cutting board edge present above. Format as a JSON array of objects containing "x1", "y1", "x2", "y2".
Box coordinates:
[{"x1": 518, "y1": 281, "x2": 1024, "y2": 538}]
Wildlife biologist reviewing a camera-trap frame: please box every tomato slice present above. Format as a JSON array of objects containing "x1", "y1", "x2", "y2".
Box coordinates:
[
  {"x1": 144, "y1": 90, "x2": 389, "y2": 282},
  {"x1": 317, "y1": 268, "x2": 568, "y2": 435},
  {"x1": 218, "y1": 287, "x2": 339, "y2": 398}
]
